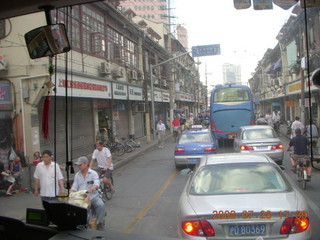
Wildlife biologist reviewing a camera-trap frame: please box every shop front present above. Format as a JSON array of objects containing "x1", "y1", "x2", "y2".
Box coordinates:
[{"x1": 38, "y1": 72, "x2": 112, "y2": 162}]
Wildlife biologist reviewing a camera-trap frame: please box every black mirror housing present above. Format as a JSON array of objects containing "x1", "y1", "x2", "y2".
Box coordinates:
[{"x1": 25, "y1": 24, "x2": 71, "y2": 59}]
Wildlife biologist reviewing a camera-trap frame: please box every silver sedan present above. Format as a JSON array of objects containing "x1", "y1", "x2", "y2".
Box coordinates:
[
  {"x1": 177, "y1": 153, "x2": 311, "y2": 239},
  {"x1": 233, "y1": 125, "x2": 284, "y2": 165}
]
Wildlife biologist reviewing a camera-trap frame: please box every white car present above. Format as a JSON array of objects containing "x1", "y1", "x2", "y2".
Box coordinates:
[{"x1": 177, "y1": 153, "x2": 311, "y2": 239}]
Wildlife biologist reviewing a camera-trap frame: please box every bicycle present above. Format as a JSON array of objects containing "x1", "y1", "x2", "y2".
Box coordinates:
[
  {"x1": 105, "y1": 140, "x2": 125, "y2": 156},
  {"x1": 119, "y1": 137, "x2": 134, "y2": 153},
  {"x1": 98, "y1": 168, "x2": 114, "y2": 201},
  {"x1": 124, "y1": 138, "x2": 141, "y2": 151},
  {"x1": 294, "y1": 155, "x2": 310, "y2": 190}
]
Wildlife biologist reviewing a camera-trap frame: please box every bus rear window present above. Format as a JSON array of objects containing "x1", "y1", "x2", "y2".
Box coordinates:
[{"x1": 214, "y1": 87, "x2": 250, "y2": 102}]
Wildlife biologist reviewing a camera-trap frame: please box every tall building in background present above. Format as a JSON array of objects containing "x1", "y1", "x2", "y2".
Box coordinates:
[
  {"x1": 222, "y1": 63, "x2": 242, "y2": 85},
  {"x1": 120, "y1": 0, "x2": 169, "y2": 24},
  {"x1": 176, "y1": 24, "x2": 188, "y2": 50}
]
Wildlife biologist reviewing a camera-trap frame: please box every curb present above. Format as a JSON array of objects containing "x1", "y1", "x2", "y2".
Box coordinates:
[{"x1": 113, "y1": 134, "x2": 173, "y2": 169}]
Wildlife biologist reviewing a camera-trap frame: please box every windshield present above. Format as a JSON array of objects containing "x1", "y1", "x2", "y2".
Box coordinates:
[
  {"x1": 179, "y1": 132, "x2": 211, "y2": 144},
  {"x1": 0, "y1": 0, "x2": 319, "y2": 239},
  {"x1": 190, "y1": 163, "x2": 290, "y2": 195},
  {"x1": 242, "y1": 128, "x2": 277, "y2": 139}
]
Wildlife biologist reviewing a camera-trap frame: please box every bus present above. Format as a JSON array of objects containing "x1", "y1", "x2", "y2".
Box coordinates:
[{"x1": 210, "y1": 84, "x2": 255, "y2": 141}]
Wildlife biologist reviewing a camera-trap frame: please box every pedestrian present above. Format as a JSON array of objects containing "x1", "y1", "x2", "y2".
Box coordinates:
[
  {"x1": 180, "y1": 112, "x2": 187, "y2": 131},
  {"x1": 9, "y1": 156, "x2": 22, "y2": 188},
  {"x1": 89, "y1": 141, "x2": 114, "y2": 193},
  {"x1": 265, "y1": 110, "x2": 273, "y2": 127},
  {"x1": 0, "y1": 161, "x2": 14, "y2": 196},
  {"x1": 72, "y1": 156, "x2": 106, "y2": 231},
  {"x1": 156, "y1": 119, "x2": 166, "y2": 148},
  {"x1": 33, "y1": 150, "x2": 65, "y2": 201},
  {"x1": 188, "y1": 113, "x2": 194, "y2": 126},
  {"x1": 291, "y1": 116, "x2": 304, "y2": 139},
  {"x1": 272, "y1": 108, "x2": 281, "y2": 133},
  {"x1": 256, "y1": 114, "x2": 267, "y2": 125},
  {"x1": 304, "y1": 120, "x2": 319, "y2": 152},
  {"x1": 172, "y1": 116, "x2": 180, "y2": 142},
  {"x1": 33, "y1": 151, "x2": 42, "y2": 165}
]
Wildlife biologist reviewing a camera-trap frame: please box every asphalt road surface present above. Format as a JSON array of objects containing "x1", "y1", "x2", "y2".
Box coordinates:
[{"x1": 106, "y1": 135, "x2": 320, "y2": 239}]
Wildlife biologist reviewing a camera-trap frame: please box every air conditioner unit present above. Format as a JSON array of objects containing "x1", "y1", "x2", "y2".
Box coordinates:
[
  {"x1": 113, "y1": 67, "x2": 124, "y2": 78},
  {"x1": 152, "y1": 75, "x2": 159, "y2": 85},
  {"x1": 99, "y1": 62, "x2": 111, "y2": 75},
  {"x1": 162, "y1": 80, "x2": 167, "y2": 87}
]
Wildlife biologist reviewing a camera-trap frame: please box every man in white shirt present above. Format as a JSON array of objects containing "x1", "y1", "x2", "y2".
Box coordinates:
[
  {"x1": 90, "y1": 141, "x2": 114, "y2": 192},
  {"x1": 33, "y1": 150, "x2": 65, "y2": 201},
  {"x1": 156, "y1": 119, "x2": 166, "y2": 148},
  {"x1": 72, "y1": 156, "x2": 106, "y2": 230},
  {"x1": 291, "y1": 116, "x2": 304, "y2": 138}
]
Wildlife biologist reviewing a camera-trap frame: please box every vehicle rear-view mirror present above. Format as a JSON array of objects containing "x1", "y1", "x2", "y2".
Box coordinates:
[
  {"x1": 311, "y1": 68, "x2": 320, "y2": 88},
  {"x1": 25, "y1": 24, "x2": 71, "y2": 59}
]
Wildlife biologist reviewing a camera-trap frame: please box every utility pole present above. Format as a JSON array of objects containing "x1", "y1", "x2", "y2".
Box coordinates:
[
  {"x1": 168, "y1": 0, "x2": 174, "y2": 135},
  {"x1": 204, "y1": 62, "x2": 212, "y2": 110}
]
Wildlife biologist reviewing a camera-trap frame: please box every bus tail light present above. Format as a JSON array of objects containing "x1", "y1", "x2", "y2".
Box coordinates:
[{"x1": 182, "y1": 220, "x2": 215, "y2": 237}]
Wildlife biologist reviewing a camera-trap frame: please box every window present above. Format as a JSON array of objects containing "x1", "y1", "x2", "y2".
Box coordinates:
[
  {"x1": 81, "y1": 6, "x2": 105, "y2": 57},
  {"x1": 191, "y1": 164, "x2": 289, "y2": 195}
]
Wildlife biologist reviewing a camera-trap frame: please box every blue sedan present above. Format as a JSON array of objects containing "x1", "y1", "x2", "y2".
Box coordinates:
[{"x1": 174, "y1": 127, "x2": 218, "y2": 168}]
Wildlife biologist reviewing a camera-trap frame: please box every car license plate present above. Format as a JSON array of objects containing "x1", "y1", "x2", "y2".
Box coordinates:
[
  {"x1": 228, "y1": 134, "x2": 236, "y2": 139},
  {"x1": 187, "y1": 158, "x2": 199, "y2": 164},
  {"x1": 255, "y1": 146, "x2": 268, "y2": 150},
  {"x1": 229, "y1": 224, "x2": 266, "y2": 236}
]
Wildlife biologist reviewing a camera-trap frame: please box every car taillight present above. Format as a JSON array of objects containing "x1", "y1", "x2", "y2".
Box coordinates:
[
  {"x1": 250, "y1": 119, "x2": 255, "y2": 125},
  {"x1": 182, "y1": 220, "x2": 215, "y2": 237},
  {"x1": 280, "y1": 217, "x2": 310, "y2": 234},
  {"x1": 240, "y1": 145, "x2": 254, "y2": 151},
  {"x1": 175, "y1": 147, "x2": 185, "y2": 153},
  {"x1": 204, "y1": 146, "x2": 216, "y2": 152},
  {"x1": 271, "y1": 144, "x2": 283, "y2": 150}
]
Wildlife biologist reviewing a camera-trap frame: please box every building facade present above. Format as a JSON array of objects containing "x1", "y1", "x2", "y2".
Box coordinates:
[
  {"x1": 249, "y1": 5, "x2": 320, "y2": 128},
  {"x1": 0, "y1": 1, "x2": 204, "y2": 165}
]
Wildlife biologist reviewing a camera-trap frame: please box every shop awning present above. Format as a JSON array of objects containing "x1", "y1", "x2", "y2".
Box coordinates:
[{"x1": 273, "y1": 58, "x2": 282, "y2": 72}]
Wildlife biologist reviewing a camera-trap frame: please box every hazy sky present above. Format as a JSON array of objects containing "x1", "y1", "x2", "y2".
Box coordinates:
[{"x1": 171, "y1": 0, "x2": 295, "y2": 86}]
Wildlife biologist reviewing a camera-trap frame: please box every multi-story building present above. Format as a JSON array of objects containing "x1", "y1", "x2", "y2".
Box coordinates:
[
  {"x1": 120, "y1": 0, "x2": 169, "y2": 24},
  {"x1": 249, "y1": 4, "x2": 320, "y2": 127},
  {"x1": 0, "y1": 0, "x2": 203, "y2": 165},
  {"x1": 222, "y1": 63, "x2": 242, "y2": 85}
]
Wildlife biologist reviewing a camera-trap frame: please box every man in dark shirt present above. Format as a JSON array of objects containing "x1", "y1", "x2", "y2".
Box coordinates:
[{"x1": 287, "y1": 128, "x2": 312, "y2": 180}]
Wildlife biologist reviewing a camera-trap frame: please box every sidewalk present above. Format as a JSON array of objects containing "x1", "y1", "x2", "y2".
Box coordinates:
[{"x1": 18, "y1": 130, "x2": 173, "y2": 191}]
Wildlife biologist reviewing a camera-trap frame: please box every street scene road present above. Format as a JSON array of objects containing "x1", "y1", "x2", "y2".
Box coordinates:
[{"x1": 1, "y1": 128, "x2": 320, "y2": 239}]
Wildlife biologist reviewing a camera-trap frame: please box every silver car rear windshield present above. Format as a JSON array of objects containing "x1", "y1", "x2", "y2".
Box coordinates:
[
  {"x1": 179, "y1": 132, "x2": 211, "y2": 144},
  {"x1": 242, "y1": 129, "x2": 277, "y2": 140},
  {"x1": 190, "y1": 163, "x2": 290, "y2": 195}
]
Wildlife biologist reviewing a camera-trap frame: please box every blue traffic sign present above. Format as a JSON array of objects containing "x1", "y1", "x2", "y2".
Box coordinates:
[{"x1": 191, "y1": 44, "x2": 221, "y2": 57}]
